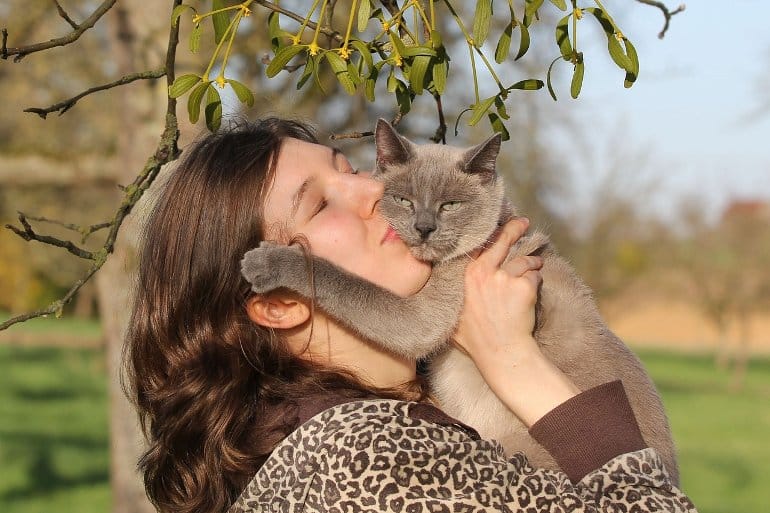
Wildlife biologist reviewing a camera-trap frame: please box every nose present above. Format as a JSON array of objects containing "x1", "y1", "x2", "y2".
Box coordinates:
[
  {"x1": 350, "y1": 174, "x2": 384, "y2": 219},
  {"x1": 414, "y1": 221, "x2": 436, "y2": 239}
]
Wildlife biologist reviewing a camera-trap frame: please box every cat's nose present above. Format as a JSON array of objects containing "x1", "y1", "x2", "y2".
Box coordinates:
[{"x1": 414, "y1": 222, "x2": 436, "y2": 239}]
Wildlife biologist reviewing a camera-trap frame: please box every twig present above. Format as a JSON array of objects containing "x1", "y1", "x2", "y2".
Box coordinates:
[
  {"x1": 430, "y1": 93, "x2": 447, "y2": 144},
  {"x1": 6, "y1": 212, "x2": 95, "y2": 260},
  {"x1": 1, "y1": 0, "x2": 117, "y2": 62},
  {"x1": 23, "y1": 215, "x2": 112, "y2": 242},
  {"x1": 0, "y1": 1, "x2": 183, "y2": 331},
  {"x1": 253, "y1": 0, "x2": 343, "y2": 43},
  {"x1": 24, "y1": 69, "x2": 166, "y2": 118},
  {"x1": 635, "y1": 0, "x2": 685, "y2": 39},
  {"x1": 53, "y1": 0, "x2": 79, "y2": 30},
  {"x1": 329, "y1": 114, "x2": 402, "y2": 140}
]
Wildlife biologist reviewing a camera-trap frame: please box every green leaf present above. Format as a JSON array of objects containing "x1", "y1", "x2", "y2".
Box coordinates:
[
  {"x1": 555, "y1": 14, "x2": 572, "y2": 61},
  {"x1": 401, "y1": 45, "x2": 437, "y2": 58},
  {"x1": 350, "y1": 39, "x2": 373, "y2": 72},
  {"x1": 488, "y1": 112, "x2": 510, "y2": 141},
  {"x1": 524, "y1": 0, "x2": 544, "y2": 27},
  {"x1": 433, "y1": 59, "x2": 447, "y2": 94},
  {"x1": 268, "y1": 12, "x2": 281, "y2": 51},
  {"x1": 607, "y1": 34, "x2": 633, "y2": 72},
  {"x1": 495, "y1": 22, "x2": 513, "y2": 63},
  {"x1": 388, "y1": 30, "x2": 407, "y2": 57},
  {"x1": 494, "y1": 96, "x2": 509, "y2": 120},
  {"x1": 546, "y1": 56, "x2": 560, "y2": 101},
  {"x1": 507, "y1": 79, "x2": 543, "y2": 91},
  {"x1": 211, "y1": 0, "x2": 230, "y2": 44},
  {"x1": 549, "y1": 0, "x2": 567, "y2": 11},
  {"x1": 623, "y1": 38, "x2": 639, "y2": 88},
  {"x1": 205, "y1": 85, "x2": 222, "y2": 132},
  {"x1": 266, "y1": 45, "x2": 305, "y2": 77},
  {"x1": 387, "y1": 70, "x2": 398, "y2": 93},
  {"x1": 169, "y1": 74, "x2": 201, "y2": 98},
  {"x1": 347, "y1": 61, "x2": 362, "y2": 85},
  {"x1": 189, "y1": 23, "x2": 202, "y2": 53},
  {"x1": 296, "y1": 56, "x2": 316, "y2": 90},
  {"x1": 325, "y1": 52, "x2": 356, "y2": 94},
  {"x1": 395, "y1": 81, "x2": 412, "y2": 115},
  {"x1": 472, "y1": 0, "x2": 492, "y2": 47},
  {"x1": 357, "y1": 0, "x2": 372, "y2": 32},
  {"x1": 187, "y1": 81, "x2": 209, "y2": 123},
  {"x1": 365, "y1": 76, "x2": 376, "y2": 102},
  {"x1": 583, "y1": 8, "x2": 614, "y2": 35},
  {"x1": 226, "y1": 79, "x2": 254, "y2": 107},
  {"x1": 468, "y1": 96, "x2": 496, "y2": 126},
  {"x1": 570, "y1": 56, "x2": 584, "y2": 99},
  {"x1": 515, "y1": 23, "x2": 531, "y2": 60},
  {"x1": 408, "y1": 55, "x2": 431, "y2": 94},
  {"x1": 171, "y1": 4, "x2": 194, "y2": 27}
]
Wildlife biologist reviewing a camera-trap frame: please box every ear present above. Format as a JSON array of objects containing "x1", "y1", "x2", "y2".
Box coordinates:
[
  {"x1": 245, "y1": 293, "x2": 311, "y2": 330},
  {"x1": 461, "y1": 133, "x2": 501, "y2": 183},
  {"x1": 375, "y1": 118, "x2": 413, "y2": 170}
]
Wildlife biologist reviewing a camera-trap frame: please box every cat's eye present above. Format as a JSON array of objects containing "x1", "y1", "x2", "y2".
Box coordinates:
[
  {"x1": 393, "y1": 196, "x2": 413, "y2": 209},
  {"x1": 440, "y1": 201, "x2": 462, "y2": 212}
]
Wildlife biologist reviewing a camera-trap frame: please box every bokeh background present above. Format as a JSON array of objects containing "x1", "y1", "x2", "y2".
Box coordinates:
[{"x1": 1, "y1": 2, "x2": 769, "y2": 513}]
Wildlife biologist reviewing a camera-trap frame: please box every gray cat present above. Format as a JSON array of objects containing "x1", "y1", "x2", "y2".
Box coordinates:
[{"x1": 241, "y1": 119, "x2": 679, "y2": 484}]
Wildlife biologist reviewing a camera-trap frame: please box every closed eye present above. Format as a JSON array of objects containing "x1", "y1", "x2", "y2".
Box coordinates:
[
  {"x1": 313, "y1": 198, "x2": 328, "y2": 216},
  {"x1": 440, "y1": 201, "x2": 462, "y2": 212}
]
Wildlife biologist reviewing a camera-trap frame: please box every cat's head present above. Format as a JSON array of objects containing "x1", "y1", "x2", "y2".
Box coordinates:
[{"x1": 373, "y1": 119, "x2": 505, "y2": 262}]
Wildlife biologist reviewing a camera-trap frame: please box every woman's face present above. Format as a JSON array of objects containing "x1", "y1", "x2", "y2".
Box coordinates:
[{"x1": 262, "y1": 137, "x2": 432, "y2": 297}]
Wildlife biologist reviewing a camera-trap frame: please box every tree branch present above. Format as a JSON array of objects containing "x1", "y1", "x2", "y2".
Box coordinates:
[
  {"x1": 6, "y1": 212, "x2": 96, "y2": 260},
  {"x1": 430, "y1": 93, "x2": 447, "y2": 144},
  {"x1": 635, "y1": 0, "x2": 685, "y2": 39},
  {"x1": 25, "y1": 69, "x2": 166, "y2": 118},
  {"x1": 1, "y1": 0, "x2": 117, "y2": 62},
  {"x1": 53, "y1": 0, "x2": 79, "y2": 30},
  {"x1": 253, "y1": 0, "x2": 343, "y2": 43},
  {"x1": 23, "y1": 215, "x2": 112, "y2": 242},
  {"x1": 0, "y1": 0, "x2": 183, "y2": 331}
]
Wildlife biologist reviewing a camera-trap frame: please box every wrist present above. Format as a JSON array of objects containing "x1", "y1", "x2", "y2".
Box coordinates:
[{"x1": 475, "y1": 342, "x2": 580, "y2": 427}]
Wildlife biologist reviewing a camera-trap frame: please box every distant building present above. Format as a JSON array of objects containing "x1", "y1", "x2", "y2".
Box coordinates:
[{"x1": 721, "y1": 199, "x2": 770, "y2": 224}]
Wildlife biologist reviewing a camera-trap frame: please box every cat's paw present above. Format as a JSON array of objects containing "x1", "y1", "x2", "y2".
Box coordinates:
[{"x1": 240, "y1": 242, "x2": 306, "y2": 294}]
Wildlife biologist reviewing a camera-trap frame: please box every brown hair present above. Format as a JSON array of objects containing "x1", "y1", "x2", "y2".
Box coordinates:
[{"x1": 124, "y1": 118, "x2": 415, "y2": 513}]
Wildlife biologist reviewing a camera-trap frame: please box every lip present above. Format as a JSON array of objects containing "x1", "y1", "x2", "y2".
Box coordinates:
[{"x1": 381, "y1": 225, "x2": 401, "y2": 244}]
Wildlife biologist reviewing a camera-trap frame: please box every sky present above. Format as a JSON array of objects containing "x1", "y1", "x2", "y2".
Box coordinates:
[{"x1": 559, "y1": 0, "x2": 770, "y2": 222}]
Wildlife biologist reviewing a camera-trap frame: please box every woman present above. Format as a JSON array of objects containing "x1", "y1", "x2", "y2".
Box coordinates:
[{"x1": 125, "y1": 118, "x2": 696, "y2": 513}]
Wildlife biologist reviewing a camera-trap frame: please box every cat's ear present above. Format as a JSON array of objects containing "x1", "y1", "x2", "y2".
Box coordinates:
[
  {"x1": 462, "y1": 133, "x2": 501, "y2": 183},
  {"x1": 375, "y1": 118, "x2": 413, "y2": 169}
]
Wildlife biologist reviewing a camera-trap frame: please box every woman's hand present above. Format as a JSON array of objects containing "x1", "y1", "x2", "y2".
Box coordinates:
[{"x1": 452, "y1": 218, "x2": 580, "y2": 427}]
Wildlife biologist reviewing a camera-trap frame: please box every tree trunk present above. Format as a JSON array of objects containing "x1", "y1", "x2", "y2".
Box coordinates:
[{"x1": 97, "y1": 3, "x2": 168, "y2": 513}]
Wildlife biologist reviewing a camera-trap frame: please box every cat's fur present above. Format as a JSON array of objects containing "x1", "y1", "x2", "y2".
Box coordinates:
[{"x1": 241, "y1": 119, "x2": 679, "y2": 484}]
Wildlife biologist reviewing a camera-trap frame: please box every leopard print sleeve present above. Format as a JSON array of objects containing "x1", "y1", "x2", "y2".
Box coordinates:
[{"x1": 229, "y1": 400, "x2": 697, "y2": 513}]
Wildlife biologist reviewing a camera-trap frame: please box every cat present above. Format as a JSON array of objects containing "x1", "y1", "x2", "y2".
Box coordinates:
[{"x1": 241, "y1": 119, "x2": 679, "y2": 484}]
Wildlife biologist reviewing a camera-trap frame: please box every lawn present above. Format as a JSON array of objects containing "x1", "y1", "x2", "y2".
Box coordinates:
[{"x1": 0, "y1": 337, "x2": 768, "y2": 512}]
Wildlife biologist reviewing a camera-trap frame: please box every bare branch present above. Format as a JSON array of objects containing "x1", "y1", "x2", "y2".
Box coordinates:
[
  {"x1": 53, "y1": 0, "x2": 79, "y2": 30},
  {"x1": 635, "y1": 0, "x2": 686, "y2": 39},
  {"x1": 430, "y1": 93, "x2": 447, "y2": 144},
  {"x1": 253, "y1": 0, "x2": 343, "y2": 43},
  {"x1": 6, "y1": 212, "x2": 96, "y2": 260},
  {"x1": 1, "y1": 0, "x2": 117, "y2": 62},
  {"x1": 24, "y1": 215, "x2": 112, "y2": 242},
  {"x1": 0, "y1": 1, "x2": 183, "y2": 331},
  {"x1": 329, "y1": 114, "x2": 403, "y2": 140},
  {"x1": 25, "y1": 69, "x2": 166, "y2": 118}
]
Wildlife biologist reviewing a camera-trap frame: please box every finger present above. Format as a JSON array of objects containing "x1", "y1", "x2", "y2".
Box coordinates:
[
  {"x1": 502, "y1": 255, "x2": 543, "y2": 277},
  {"x1": 476, "y1": 218, "x2": 529, "y2": 268}
]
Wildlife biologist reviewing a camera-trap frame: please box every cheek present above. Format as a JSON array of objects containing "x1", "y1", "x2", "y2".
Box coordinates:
[{"x1": 304, "y1": 213, "x2": 366, "y2": 265}]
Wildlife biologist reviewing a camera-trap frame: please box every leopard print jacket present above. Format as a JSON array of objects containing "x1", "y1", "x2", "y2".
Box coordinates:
[{"x1": 229, "y1": 399, "x2": 697, "y2": 512}]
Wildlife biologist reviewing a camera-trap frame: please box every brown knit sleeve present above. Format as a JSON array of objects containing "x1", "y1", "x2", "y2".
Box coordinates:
[{"x1": 528, "y1": 380, "x2": 647, "y2": 483}]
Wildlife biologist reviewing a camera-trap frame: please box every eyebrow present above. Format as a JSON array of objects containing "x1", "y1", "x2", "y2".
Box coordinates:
[{"x1": 290, "y1": 147, "x2": 343, "y2": 219}]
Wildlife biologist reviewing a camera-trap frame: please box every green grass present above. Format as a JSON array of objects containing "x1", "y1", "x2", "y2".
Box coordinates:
[
  {"x1": 0, "y1": 345, "x2": 109, "y2": 513},
  {"x1": 0, "y1": 340, "x2": 768, "y2": 513},
  {"x1": 636, "y1": 349, "x2": 770, "y2": 513}
]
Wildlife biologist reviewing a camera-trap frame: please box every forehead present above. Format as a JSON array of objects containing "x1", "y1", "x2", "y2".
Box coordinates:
[{"x1": 262, "y1": 138, "x2": 333, "y2": 233}]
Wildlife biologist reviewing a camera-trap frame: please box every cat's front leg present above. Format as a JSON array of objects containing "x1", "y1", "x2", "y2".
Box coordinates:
[{"x1": 240, "y1": 241, "x2": 314, "y2": 297}]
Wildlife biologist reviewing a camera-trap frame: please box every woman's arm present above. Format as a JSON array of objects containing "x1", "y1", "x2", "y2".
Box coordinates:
[{"x1": 451, "y1": 217, "x2": 581, "y2": 427}]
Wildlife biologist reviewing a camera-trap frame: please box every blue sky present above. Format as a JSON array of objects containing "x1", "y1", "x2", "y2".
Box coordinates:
[{"x1": 560, "y1": 0, "x2": 770, "y2": 221}]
